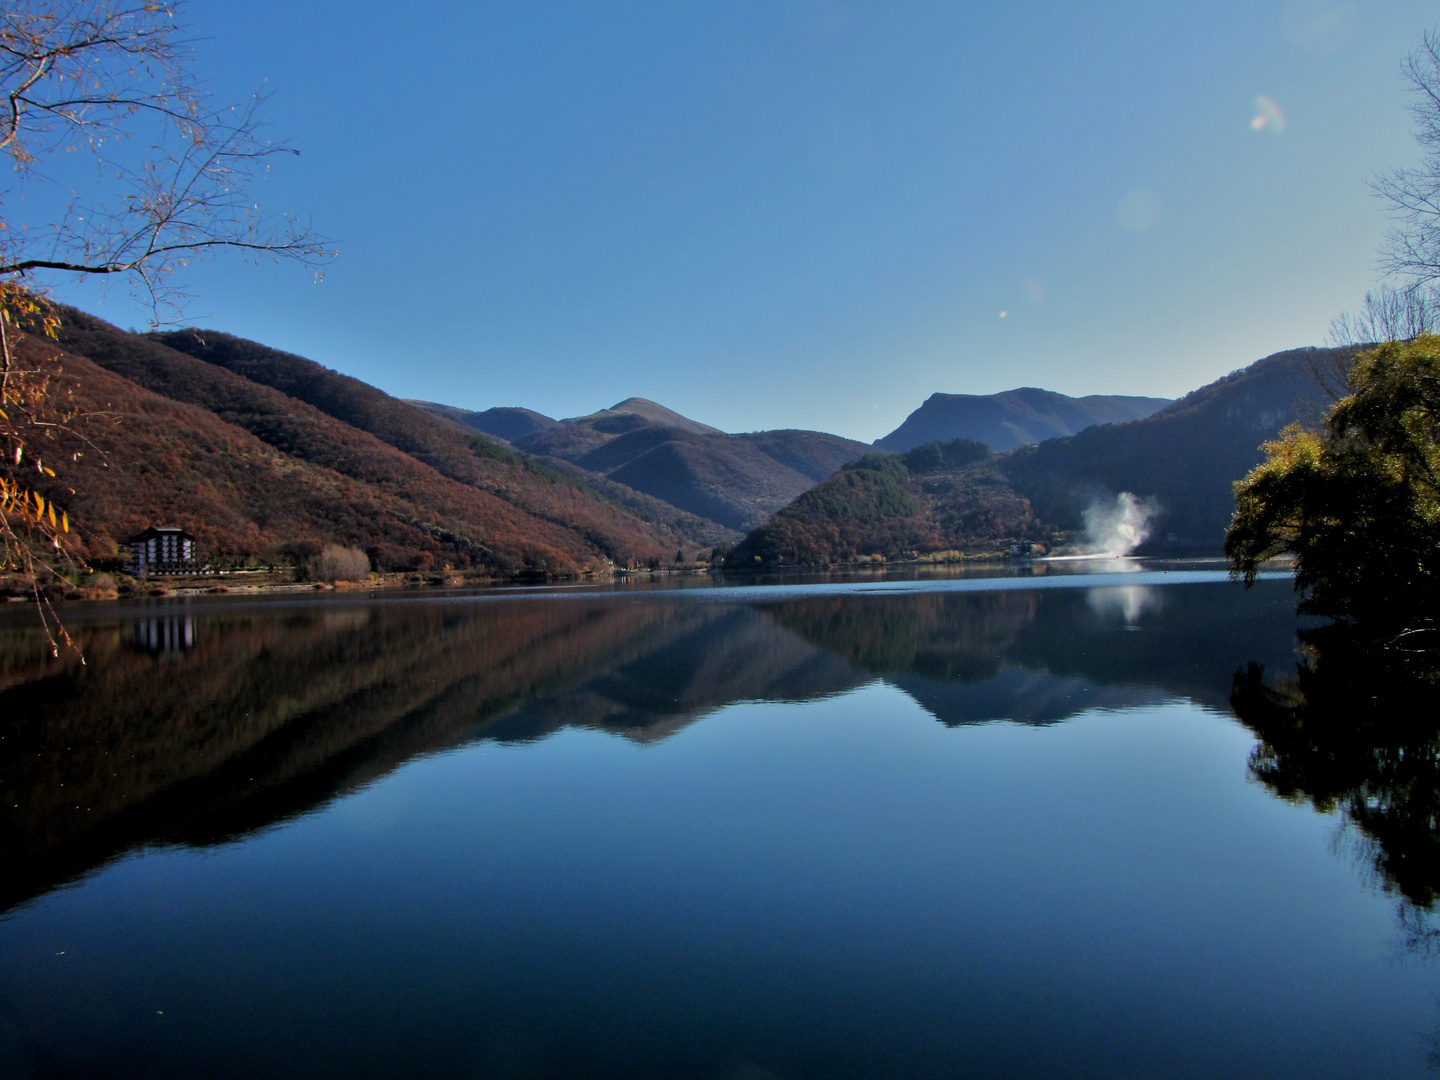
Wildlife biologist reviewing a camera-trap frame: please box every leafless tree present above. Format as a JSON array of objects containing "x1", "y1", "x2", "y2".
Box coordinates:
[
  {"x1": 1313, "y1": 285, "x2": 1440, "y2": 402},
  {"x1": 0, "y1": 1, "x2": 331, "y2": 314},
  {"x1": 1317, "y1": 36, "x2": 1440, "y2": 404},
  {"x1": 1327, "y1": 284, "x2": 1440, "y2": 348},
  {"x1": 1374, "y1": 31, "x2": 1440, "y2": 287},
  {"x1": 0, "y1": 1, "x2": 331, "y2": 652}
]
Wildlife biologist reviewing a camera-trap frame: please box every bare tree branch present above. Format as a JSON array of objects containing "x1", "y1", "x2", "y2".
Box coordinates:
[
  {"x1": 0, "y1": 1, "x2": 333, "y2": 648},
  {"x1": 1374, "y1": 30, "x2": 1440, "y2": 287},
  {"x1": 0, "y1": 1, "x2": 334, "y2": 318}
]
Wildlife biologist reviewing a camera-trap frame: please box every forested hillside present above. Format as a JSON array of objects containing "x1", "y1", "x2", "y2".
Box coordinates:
[
  {"x1": 733, "y1": 440, "x2": 1036, "y2": 564},
  {"x1": 734, "y1": 346, "x2": 1351, "y2": 564},
  {"x1": 21, "y1": 305, "x2": 1349, "y2": 576},
  {"x1": 508, "y1": 409, "x2": 870, "y2": 531},
  {"x1": 147, "y1": 327, "x2": 732, "y2": 549},
  {"x1": 1002, "y1": 345, "x2": 1352, "y2": 547},
  {"x1": 26, "y1": 310, "x2": 724, "y2": 576}
]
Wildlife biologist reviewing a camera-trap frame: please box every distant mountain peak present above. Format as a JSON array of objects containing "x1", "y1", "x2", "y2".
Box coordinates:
[
  {"x1": 566, "y1": 397, "x2": 725, "y2": 436},
  {"x1": 405, "y1": 402, "x2": 559, "y2": 443},
  {"x1": 877, "y1": 388, "x2": 1171, "y2": 453}
]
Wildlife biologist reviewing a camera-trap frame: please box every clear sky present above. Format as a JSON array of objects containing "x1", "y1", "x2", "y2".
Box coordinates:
[{"x1": 52, "y1": 0, "x2": 1438, "y2": 442}]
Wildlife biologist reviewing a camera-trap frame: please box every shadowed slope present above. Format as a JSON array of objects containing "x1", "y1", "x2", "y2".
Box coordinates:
[
  {"x1": 735, "y1": 346, "x2": 1348, "y2": 563},
  {"x1": 1001, "y1": 345, "x2": 1354, "y2": 547},
  {"x1": 407, "y1": 402, "x2": 560, "y2": 443},
  {"x1": 877, "y1": 387, "x2": 1171, "y2": 453},
  {"x1": 518, "y1": 421, "x2": 870, "y2": 532}
]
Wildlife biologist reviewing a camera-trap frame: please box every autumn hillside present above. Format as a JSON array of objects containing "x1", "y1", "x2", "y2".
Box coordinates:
[
  {"x1": 24, "y1": 309, "x2": 723, "y2": 576},
  {"x1": 144, "y1": 327, "x2": 733, "y2": 551}
]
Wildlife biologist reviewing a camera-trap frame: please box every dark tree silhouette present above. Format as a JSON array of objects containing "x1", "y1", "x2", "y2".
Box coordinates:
[{"x1": 1232, "y1": 625, "x2": 1440, "y2": 937}]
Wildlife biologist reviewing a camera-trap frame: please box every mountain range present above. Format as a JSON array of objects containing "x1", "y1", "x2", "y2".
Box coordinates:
[
  {"x1": 412, "y1": 397, "x2": 869, "y2": 531},
  {"x1": 16, "y1": 302, "x2": 1350, "y2": 578},
  {"x1": 875, "y1": 388, "x2": 1171, "y2": 452}
]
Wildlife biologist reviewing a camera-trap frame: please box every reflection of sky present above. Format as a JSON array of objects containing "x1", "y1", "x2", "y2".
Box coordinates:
[
  {"x1": 9, "y1": 577, "x2": 1396, "y2": 1078},
  {"x1": 3, "y1": 685, "x2": 1437, "y2": 1077}
]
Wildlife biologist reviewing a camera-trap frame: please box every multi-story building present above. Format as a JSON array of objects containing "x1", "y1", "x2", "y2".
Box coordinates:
[{"x1": 130, "y1": 526, "x2": 200, "y2": 576}]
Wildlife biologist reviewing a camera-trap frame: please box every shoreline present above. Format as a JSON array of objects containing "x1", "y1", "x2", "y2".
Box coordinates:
[{"x1": 2, "y1": 550, "x2": 1255, "y2": 608}]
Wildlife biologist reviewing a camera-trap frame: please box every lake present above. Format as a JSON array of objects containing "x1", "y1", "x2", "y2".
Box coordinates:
[{"x1": 1, "y1": 566, "x2": 1438, "y2": 1078}]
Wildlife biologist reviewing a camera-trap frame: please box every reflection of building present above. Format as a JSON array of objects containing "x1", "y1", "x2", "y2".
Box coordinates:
[
  {"x1": 132, "y1": 615, "x2": 195, "y2": 655},
  {"x1": 130, "y1": 526, "x2": 199, "y2": 576}
]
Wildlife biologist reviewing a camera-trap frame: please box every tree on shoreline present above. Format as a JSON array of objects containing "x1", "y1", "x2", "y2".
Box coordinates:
[
  {"x1": 1230, "y1": 30, "x2": 1440, "y2": 637},
  {"x1": 0, "y1": 1, "x2": 330, "y2": 651},
  {"x1": 1226, "y1": 335, "x2": 1440, "y2": 633}
]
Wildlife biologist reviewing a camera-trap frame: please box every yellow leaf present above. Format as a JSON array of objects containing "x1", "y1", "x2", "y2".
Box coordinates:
[
  {"x1": 48, "y1": 503, "x2": 57, "y2": 528},
  {"x1": 62, "y1": 511, "x2": 69, "y2": 533}
]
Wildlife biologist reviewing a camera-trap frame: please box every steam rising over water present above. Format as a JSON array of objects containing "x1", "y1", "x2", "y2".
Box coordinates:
[{"x1": 1082, "y1": 492, "x2": 1159, "y2": 556}]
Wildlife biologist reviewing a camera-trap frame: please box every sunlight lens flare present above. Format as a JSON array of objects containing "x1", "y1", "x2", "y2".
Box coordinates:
[
  {"x1": 1116, "y1": 188, "x2": 1162, "y2": 232},
  {"x1": 1250, "y1": 95, "x2": 1286, "y2": 134}
]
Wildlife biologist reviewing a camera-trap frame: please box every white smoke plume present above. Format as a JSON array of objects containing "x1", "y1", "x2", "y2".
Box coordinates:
[{"x1": 1081, "y1": 492, "x2": 1159, "y2": 557}]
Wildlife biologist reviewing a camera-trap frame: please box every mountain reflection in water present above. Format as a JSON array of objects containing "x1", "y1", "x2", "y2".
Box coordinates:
[{"x1": 0, "y1": 579, "x2": 1299, "y2": 913}]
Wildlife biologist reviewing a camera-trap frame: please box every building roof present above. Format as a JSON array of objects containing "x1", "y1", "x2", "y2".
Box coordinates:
[{"x1": 129, "y1": 526, "x2": 196, "y2": 542}]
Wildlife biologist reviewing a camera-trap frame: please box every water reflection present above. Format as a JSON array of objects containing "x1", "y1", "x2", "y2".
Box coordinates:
[
  {"x1": 1232, "y1": 624, "x2": 1440, "y2": 931},
  {"x1": 1086, "y1": 583, "x2": 1163, "y2": 625},
  {"x1": 0, "y1": 580, "x2": 1299, "y2": 914},
  {"x1": 131, "y1": 615, "x2": 195, "y2": 655}
]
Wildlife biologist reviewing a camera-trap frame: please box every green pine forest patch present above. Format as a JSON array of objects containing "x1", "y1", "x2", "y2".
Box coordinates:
[{"x1": 732, "y1": 440, "x2": 1044, "y2": 566}]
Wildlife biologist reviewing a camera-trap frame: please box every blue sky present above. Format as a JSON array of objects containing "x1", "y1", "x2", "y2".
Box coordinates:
[{"x1": 54, "y1": 0, "x2": 1437, "y2": 441}]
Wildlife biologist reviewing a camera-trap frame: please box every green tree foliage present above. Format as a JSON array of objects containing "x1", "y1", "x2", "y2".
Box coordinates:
[
  {"x1": 732, "y1": 441, "x2": 1038, "y2": 566},
  {"x1": 1225, "y1": 335, "x2": 1440, "y2": 627},
  {"x1": 901, "y1": 437, "x2": 990, "y2": 474}
]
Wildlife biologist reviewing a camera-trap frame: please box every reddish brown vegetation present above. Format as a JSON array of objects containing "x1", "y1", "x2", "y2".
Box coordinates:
[{"x1": 24, "y1": 309, "x2": 706, "y2": 575}]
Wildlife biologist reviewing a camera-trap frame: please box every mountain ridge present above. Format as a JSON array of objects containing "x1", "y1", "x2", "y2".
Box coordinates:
[
  {"x1": 567, "y1": 397, "x2": 724, "y2": 435},
  {"x1": 19, "y1": 303, "x2": 1353, "y2": 575},
  {"x1": 876, "y1": 387, "x2": 1171, "y2": 453}
]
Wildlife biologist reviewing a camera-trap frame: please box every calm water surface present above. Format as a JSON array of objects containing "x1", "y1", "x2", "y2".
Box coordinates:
[{"x1": 1, "y1": 568, "x2": 1437, "y2": 1078}]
